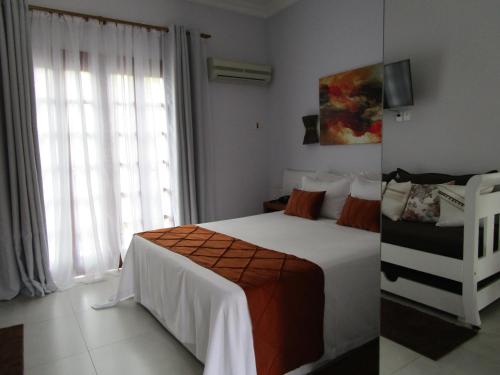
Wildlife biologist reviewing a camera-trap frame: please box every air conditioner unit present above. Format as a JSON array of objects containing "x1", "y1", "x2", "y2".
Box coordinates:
[{"x1": 207, "y1": 58, "x2": 272, "y2": 85}]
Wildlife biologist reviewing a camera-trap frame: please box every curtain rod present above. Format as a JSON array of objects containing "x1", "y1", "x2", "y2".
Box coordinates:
[{"x1": 28, "y1": 5, "x2": 212, "y2": 39}]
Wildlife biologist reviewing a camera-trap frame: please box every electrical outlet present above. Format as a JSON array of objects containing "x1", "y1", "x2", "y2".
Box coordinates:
[{"x1": 395, "y1": 111, "x2": 411, "y2": 122}]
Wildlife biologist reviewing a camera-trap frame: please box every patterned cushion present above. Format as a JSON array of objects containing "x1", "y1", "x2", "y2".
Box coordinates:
[{"x1": 402, "y1": 183, "x2": 452, "y2": 223}]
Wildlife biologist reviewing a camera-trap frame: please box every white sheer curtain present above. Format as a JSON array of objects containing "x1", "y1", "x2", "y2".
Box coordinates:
[{"x1": 30, "y1": 11, "x2": 177, "y2": 289}]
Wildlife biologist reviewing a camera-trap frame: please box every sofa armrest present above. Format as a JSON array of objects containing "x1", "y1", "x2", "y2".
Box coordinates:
[
  {"x1": 464, "y1": 173, "x2": 500, "y2": 259},
  {"x1": 462, "y1": 173, "x2": 500, "y2": 325}
]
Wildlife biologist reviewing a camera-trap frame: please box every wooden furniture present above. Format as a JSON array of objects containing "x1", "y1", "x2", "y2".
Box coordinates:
[
  {"x1": 381, "y1": 173, "x2": 500, "y2": 327},
  {"x1": 263, "y1": 200, "x2": 287, "y2": 213}
]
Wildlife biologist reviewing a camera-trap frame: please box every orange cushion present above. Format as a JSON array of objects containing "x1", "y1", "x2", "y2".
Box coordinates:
[
  {"x1": 284, "y1": 189, "x2": 326, "y2": 220},
  {"x1": 337, "y1": 195, "x2": 380, "y2": 232}
]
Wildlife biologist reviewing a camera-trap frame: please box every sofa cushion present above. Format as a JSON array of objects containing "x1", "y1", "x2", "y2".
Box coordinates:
[
  {"x1": 396, "y1": 168, "x2": 497, "y2": 186},
  {"x1": 382, "y1": 217, "x2": 465, "y2": 259},
  {"x1": 382, "y1": 217, "x2": 500, "y2": 259},
  {"x1": 401, "y1": 183, "x2": 452, "y2": 223},
  {"x1": 383, "y1": 171, "x2": 398, "y2": 182}
]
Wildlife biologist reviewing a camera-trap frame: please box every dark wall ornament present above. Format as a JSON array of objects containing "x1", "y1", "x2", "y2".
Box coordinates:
[{"x1": 302, "y1": 115, "x2": 319, "y2": 144}]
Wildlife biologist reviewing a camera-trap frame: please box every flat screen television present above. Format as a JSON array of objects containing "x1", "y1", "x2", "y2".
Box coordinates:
[{"x1": 384, "y1": 59, "x2": 413, "y2": 109}]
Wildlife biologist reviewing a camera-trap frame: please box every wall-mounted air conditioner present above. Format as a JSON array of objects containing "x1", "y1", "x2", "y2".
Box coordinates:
[{"x1": 207, "y1": 58, "x2": 272, "y2": 85}]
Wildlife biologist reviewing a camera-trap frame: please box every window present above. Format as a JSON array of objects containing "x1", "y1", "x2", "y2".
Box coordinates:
[{"x1": 32, "y1": 25, "x2": 174, "y2": 286}]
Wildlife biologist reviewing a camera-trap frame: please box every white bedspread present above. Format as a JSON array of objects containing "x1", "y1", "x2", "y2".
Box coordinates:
[{"x1": 98, "y1": 212, "x2": 379, "y2": 375}]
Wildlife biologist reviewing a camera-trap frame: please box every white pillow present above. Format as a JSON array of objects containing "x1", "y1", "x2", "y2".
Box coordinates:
[
  {"x1": 437, "y1": 185, "x2": 494, "y2": 227},
  {"x1": 359, "y1": 171, "x2": 382, "y2": 181},
  {"x1": 350, "y1": 175, "x2": 382, "y2": 200},
  {"x1": 382, "y1": 180, "x2": 412, "y2": 221},
  {"x1": 302, "y1": 176, "x2": 351, "y2": 219},
  {"x1": 436, "y1": 185, "x2": 465, "y2": 227},
  {"x1": 282, "y1": 168, "x2": 316, "y2": 195},
  {"x1": 315, "y1": 171, "x2": 350, "y2": 183}
]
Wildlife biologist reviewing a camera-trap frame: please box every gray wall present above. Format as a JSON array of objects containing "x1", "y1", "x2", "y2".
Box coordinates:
[
  {"x1": 383, "y1": 0, "x2": 500, "y2": 174},
  {"x1": 29, "y1": 0, "x2": 272, "y2": 220},
  {"x1": 265, "y1": 0, "x2": 384, "y2": 195}
]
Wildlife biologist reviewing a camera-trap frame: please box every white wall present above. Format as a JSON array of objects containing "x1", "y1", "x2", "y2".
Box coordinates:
[
  {"x1": 29, "y1": 0, "x2": 272, "y2": 220},
  {"x1": 383, "y1": 0, "x2": 500, "y2": 174},
  {"x1": 265, "y1": 0, "x2": 384, "y2": 195}
]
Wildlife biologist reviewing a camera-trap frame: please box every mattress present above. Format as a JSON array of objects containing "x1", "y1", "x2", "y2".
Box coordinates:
[
  {"x1": 102, "y1": 211, "x2": 380, "y2": 375},
  {"x1": 382, "y1": 261, "x2": 500, "y2": 295},
  {"x1": 382, "y1": 217, "x2": 500, "y2": 295},
  {"x1": 381, "y1": 217, "x2": 499, "y2": 259}
]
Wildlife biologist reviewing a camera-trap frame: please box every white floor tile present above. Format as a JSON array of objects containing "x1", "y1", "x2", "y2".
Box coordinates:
[
  {"x1": 0, "y1": 301, "x2": 26, "y2": 328},
  {"x1": 382, "y1": 299, "x2": 500, "y2": 375},
  {"x1": 25, "y1": 352, "x2": 96, "y2": 375},
  {"x1": 21, "y1": 292, "x2": 74, "y2": 324},
  {"x1": 90, "y1": 329, "x2": 203, "y2": 375},
  {"x1": 24, "y1": 315, "x2": 88, "y2": 369},
  {"x1": 459, "y1": 331, "x2": 500, "y2": 364},
  {"x1": 450, "y1": 362, "x2": 500, "y2": 375},
  {"x1": 447, "y1": 347, "x2": 500, "y2": 375},
  {"x1": 76, "y1": 299, "x2": 163, "y2": 349},
  {"x1": 0, "y1": 291, "x2": 73, "y2": 328},
  {"x1": 391, "y1": 346, "x2": 474, "y2": 375},
  {"x1": 380, "y1": 337, "x2": 420, "y2": 375},
  {"x1": 391, "y1": 355, "x2": 453, "y2": 375},
  {"x1": 11, "y1": 270, "x2": 500, "y2": 375},
  {"x1": 479, "y1": 298, "x2": 500, "y2": 334},
  {"x1": 68, "y1": 278, "x2": 119, "y2": 313}
]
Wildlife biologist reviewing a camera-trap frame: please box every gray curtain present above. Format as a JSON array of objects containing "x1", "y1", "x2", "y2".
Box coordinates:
[
  {"x1": 0, "y1": 0, "x2": 55, "y2": 299},
  {"x1": 170, "y1": 25, "x2": 212, "y2": 224}
]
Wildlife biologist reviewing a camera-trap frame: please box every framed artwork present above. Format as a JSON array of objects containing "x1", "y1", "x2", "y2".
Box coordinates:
[{"x1": 319, "y1": 63, "x2": 383, "y2": 145}]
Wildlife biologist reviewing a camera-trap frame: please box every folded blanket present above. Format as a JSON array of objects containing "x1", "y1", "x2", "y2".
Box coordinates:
[{"x1": 138, "y1": 224, "x2": 325, "y2": 375}]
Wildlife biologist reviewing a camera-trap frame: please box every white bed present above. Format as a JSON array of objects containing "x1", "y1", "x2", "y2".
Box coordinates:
[{"x1": 101, "y1": 211, "x2": 379, "y2": 375}]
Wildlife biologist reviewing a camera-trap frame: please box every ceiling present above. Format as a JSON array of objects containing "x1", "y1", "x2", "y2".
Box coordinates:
[{"x1": 187, "y1": 0, "x2": 299, "y2": 18}]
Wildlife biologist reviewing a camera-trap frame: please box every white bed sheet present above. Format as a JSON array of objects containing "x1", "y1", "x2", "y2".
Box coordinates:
[{"x1": 100, "y1": 211, "x2": 380, "y2": 375}]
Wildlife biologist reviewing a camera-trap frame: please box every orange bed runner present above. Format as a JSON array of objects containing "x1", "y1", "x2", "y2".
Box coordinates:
[{"x1": 138, "y1": 224, "x2": 325, "y2": 375}]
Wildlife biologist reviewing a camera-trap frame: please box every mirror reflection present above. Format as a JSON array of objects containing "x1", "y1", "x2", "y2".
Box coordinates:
[{"x1": 380, "y1": 0, "x2": 500, "y2": 374}]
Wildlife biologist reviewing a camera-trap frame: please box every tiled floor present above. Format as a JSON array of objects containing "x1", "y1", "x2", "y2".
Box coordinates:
[
  {"x1": 0, "y1": 273, "x2": 203, "y2": 375},
  {"x1": 2, "y1": 275, "x2": 500, "y2": 375},
  {"x1": 380, "y1": 298, "x2": 500, "y2": 375}
]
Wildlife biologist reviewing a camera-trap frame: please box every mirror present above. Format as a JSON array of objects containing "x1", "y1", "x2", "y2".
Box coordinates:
[{"x1": 380, "y1": 1, "x2": 500, "y2": 374}]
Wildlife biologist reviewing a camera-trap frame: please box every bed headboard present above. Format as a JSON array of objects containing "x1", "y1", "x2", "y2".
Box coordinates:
[
  {"x1": 282, "y1": 168, "x2": 316, "y2": 195},
  {"x1": 281, "y1": 169, "x2": 381, "y2": 196}
]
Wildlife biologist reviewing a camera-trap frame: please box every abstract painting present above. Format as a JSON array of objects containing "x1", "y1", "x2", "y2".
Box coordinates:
[{"x1": 319, "y1": 63, "x2": 383, "y2": 145}]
